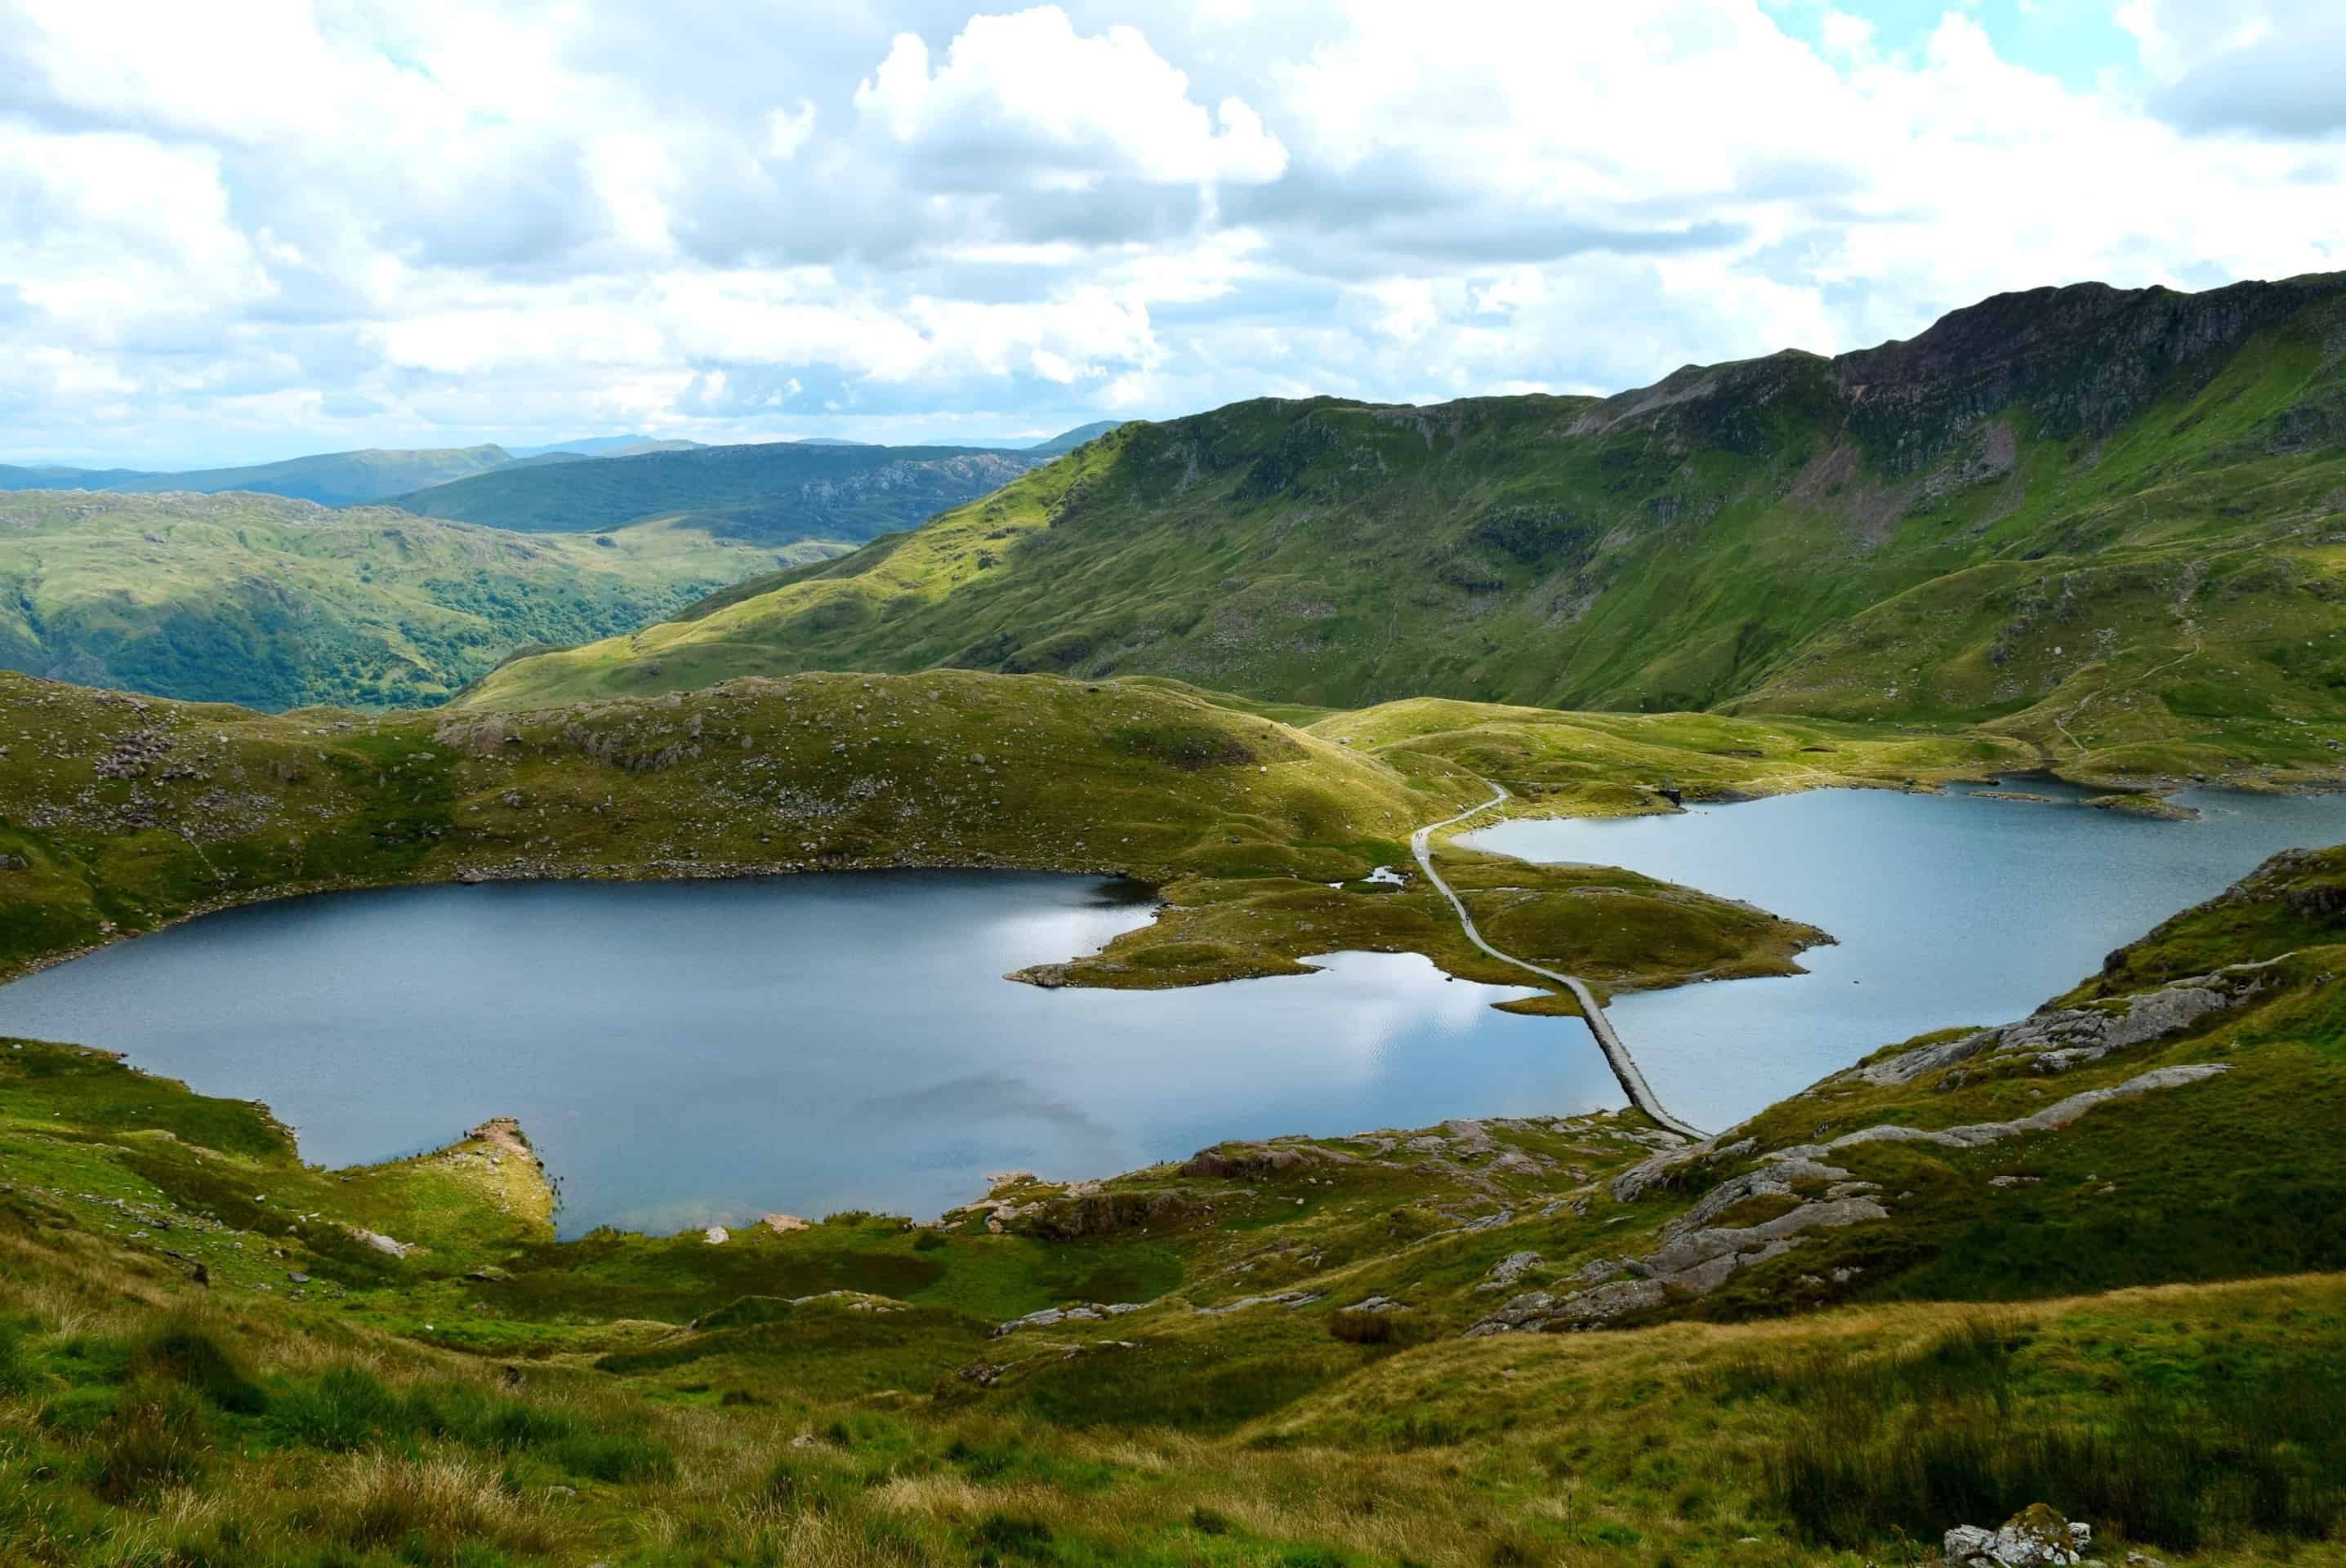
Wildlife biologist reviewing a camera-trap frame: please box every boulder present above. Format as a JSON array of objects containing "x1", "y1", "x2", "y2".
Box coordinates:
[{"x1": 1944, "y1": 1504, "x2": 2092, "y2": 1566}]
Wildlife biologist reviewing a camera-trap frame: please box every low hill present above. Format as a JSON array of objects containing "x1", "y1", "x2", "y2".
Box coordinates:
[
  {"x1": 0, "y1": 462, "x2": 158, "y2": 491},
  {"x1": 466, "y1": 274, "x2": 2346, "y2": 784},
  {"x1": 1023, "y1": 418, "x2": 1123, "y2": 456},
  {"x1": 97, "y1": 443, "x2": 519, "y2": 506},
  {"x1": 392, "y1": 439, "x2": 1042, "y2": 542},
  {"x1": 0, "y1": 491, "x2": 814, "y2": 709}
]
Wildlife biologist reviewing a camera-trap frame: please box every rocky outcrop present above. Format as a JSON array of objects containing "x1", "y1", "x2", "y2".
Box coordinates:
[
  {"x1": 992, "y1": 1300, "x2": 1148, "y2": 1337},
  {"x1": 1853, "y1": 964, "x2": 2276, "y2": 1089},
  {"x1": 1836, "y1": 274, "x2": 2344, "y2": 469},
  {"x1": 1475, "y1": 1250, "x2": 1545, "y2": 1292},
  {"x1": 1809, "y1": 1063, "x2": 2228, "y2": 1155},
  {"x1": 1017, "y1": 1187, "x2": 1206, "y2": 1240},
  {"x1": 1944, "y1": 1505, "x2": 2093, "y2": 1566},
  {"x1": 1179, "y1": 1143, "x2": 1326, "y2": 1180},
  {"x1": 1476, "y1": 1056, "x2": 2231, "y2": 1335},
  {"x1": 1470, "y1": 1154, "x2": 1889, "y2": 1334}
]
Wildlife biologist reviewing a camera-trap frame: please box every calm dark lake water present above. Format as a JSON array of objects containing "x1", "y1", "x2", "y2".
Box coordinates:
[
  {"x1": 1463, "y1": 782, "x2": 2346, "y2": 1134},
  {"x1": 0, "y1": 872, "x2": 1624, "y2": 1235}
]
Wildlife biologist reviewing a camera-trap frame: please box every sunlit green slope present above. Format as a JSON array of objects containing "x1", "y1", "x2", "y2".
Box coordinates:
[{"x1": 468, "y1": 274, "x2": 2346, "y2": 782}]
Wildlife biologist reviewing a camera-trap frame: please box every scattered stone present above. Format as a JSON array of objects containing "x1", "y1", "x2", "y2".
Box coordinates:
[{"x1": 1195, "y1": 1290, "x2": 1322, "y2": 1316}]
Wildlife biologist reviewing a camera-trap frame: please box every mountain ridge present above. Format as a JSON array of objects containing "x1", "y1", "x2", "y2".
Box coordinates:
[{"x1": 462, "y1": 271, "x2": 2346, "y2": 788}]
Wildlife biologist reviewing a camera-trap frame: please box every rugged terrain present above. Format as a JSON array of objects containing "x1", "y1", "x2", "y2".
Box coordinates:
[
  {"x1": 467, "y1": 274, "x2": 2346, "y2": 789},
  {"x1": 2, "y1": 795, "x2": 2343, "y2": 1564},
  {"x1": 0, "y1": 492, "x2": 811, "y2": 710}
]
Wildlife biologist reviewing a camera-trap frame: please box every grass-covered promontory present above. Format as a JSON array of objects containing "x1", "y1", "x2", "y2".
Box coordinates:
[
  {"x1": 466, "y1": 273, "x2": 2346, "y2": 789},
  {"x1": 0, "y1": 491, "x2": 818, "y2": 710},
  {"x1": 0, "y1": 665, "x2": 2020, "y2": 1003},
  {"x1": 3, "y1": 843, "x2": 2345, "y2": 1565}
]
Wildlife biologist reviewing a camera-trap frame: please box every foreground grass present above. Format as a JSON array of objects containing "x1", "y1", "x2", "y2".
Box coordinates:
[{"x1": 4, "y1": 1212, "x2": 2344, "y2": 1566}]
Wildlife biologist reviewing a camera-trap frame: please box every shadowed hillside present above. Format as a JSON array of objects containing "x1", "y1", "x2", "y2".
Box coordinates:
[{"x1": 393, "y1": 440, "x2": 1044, "y2": 542}]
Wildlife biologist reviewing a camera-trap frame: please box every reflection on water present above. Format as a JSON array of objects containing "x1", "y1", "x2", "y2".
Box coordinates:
[
  {"x1": 0, "y1": 871, "x2": 1625, "y2": 1234},
  {"x1": 1463, "y1": 784, "x2": 2346, "y2": 1133}
]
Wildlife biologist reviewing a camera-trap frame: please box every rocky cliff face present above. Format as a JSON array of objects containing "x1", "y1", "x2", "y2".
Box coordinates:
[{"x1": 1834, "y1": 273, "x2": 2345, "y2": 469}]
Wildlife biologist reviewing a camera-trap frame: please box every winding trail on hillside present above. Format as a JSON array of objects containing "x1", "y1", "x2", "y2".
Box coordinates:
[{"x1": 1410, "y1": 783, "x2": 1709, "y2": 1140}]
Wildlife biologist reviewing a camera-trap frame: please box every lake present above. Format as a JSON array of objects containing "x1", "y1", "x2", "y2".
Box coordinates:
[
  {"x1": 0, "y1": 872, "x2": 1625, "y2": 1235},
  {"x1": 1461, "y1": 782, "x2": 2346, "y2": 1134}
]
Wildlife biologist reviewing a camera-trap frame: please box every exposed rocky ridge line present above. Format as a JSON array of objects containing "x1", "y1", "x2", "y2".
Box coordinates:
[
  {"x1": 1849, "y1": 956, "x2": 2287, "y2": 1088},
  {"x1": 1485, "y1": 1061, "x2": 2234, "y2": 1334}
]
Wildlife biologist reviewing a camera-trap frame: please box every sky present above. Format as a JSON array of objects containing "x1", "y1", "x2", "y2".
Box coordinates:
[{"x1": 2, "y1": 0, "x2": 2344, "y2": 470}]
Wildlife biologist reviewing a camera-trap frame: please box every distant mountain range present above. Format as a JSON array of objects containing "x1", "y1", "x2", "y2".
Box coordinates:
[
  {"x1": 0, "y1": 421, "x2": 1129, "y2": 708},
  {"x1": 385, "y1": 423, "x2": 1124, "y2": 541},
  {"x1": 0, "y1": 446, "x2": 513, "y2": 506},
  {"x1": 0, "y1": 423, "x2": 1125, "y2": 511}
]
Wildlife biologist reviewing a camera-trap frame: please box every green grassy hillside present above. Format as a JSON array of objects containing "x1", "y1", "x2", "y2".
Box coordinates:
[
  {"x1": 394, "y1": 442, "x2": 1043, "y2": 542},
  {"x1": 1, "y1": 798, "x2": 2342, "y2": 1564},
  {"x1": 466, "y1": 274, "x2": 2346, "y2": 786},
  {"x1": 0, "y1": 492, "x2": 818, "y2": 710},
  {"x1": 0, "y1": 667, "x2": 2016, "y2": 1003}
]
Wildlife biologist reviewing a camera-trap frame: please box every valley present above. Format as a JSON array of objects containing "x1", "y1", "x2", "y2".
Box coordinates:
[
  {"x1": 0, "y1": 492, "x2": 810, "y2": 710},
  {"x1": 2, "y1": 274, "x2": 2344, "y2": 1568}
]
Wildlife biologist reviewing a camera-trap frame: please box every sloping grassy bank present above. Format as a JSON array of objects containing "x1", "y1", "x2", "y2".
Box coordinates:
[{"x1": 0, "y1": 667, "x2": 2018, "y2": 1004}]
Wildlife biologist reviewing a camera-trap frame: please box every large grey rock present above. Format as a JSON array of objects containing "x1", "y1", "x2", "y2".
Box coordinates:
[
  {"x1": 1944, "y1": 1505, "x2": 2091, "y2": 1566},
  {"x1": 1855, "y1": 962, "x2": 2279, "y2": 1088}
]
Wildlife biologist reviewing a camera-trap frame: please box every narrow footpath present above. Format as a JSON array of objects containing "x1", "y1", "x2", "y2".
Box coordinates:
[{"x1": 1410, "y1": 783, "x2": 1709, "y2": 1141}]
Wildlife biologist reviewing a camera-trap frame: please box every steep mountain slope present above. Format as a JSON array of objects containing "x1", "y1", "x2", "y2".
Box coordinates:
[
  {"x1": 97, "y1": 444, "x2": 519, "y2": 506},
  {"x1": 0, "y1": 492, "x2": 806, "y2": 709},
  {"x1": 467, "y1": 274, "x2": 2346, "y2": 780},
  {"x1": 393, "y1": 439, "x2": 1041, "y2": 541}
]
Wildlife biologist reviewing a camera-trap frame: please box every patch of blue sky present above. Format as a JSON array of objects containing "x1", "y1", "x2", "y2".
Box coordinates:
[{"x1": 1765, "y1": 0, "x2": 2144, "y2": 91}]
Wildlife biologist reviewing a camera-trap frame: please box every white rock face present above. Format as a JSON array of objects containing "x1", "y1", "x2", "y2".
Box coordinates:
[{"x1": 702, "y1": 1226, "x2": 729, "y2": 1245}]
